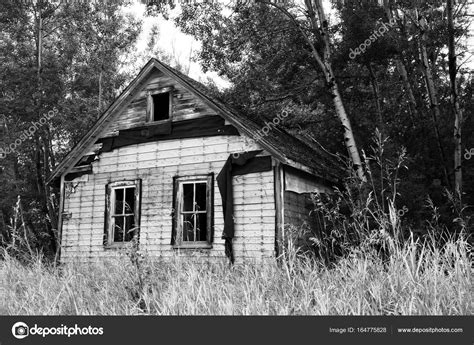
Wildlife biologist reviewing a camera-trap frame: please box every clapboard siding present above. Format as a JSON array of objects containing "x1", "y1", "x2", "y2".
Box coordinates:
[
  {"x1": 61, "y1": 135, "x2": 275, "y2": 264},
  {"x1": 54, "y1": 60, "x2": 340, "y2": 266},
  {"x1": 283, "y1": 167, "x2": 331, "y2": 236},
  {"x1": 100, "y1": 69, "x2": 218, "y2": 138}
]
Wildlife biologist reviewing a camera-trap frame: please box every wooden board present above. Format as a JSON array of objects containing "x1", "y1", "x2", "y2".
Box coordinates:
[{"x1": 62, "y1": 134, "x2": 276, "y2": 262}]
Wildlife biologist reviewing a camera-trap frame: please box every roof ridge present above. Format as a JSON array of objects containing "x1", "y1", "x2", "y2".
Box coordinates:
[{"x1": 48, "y1": 58, "x2": 344, "y2": 184}]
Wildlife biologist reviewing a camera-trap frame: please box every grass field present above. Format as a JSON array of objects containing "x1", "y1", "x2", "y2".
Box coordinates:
[{"x1": 1, "y1": 235, "x2": 471, "y2": 315}]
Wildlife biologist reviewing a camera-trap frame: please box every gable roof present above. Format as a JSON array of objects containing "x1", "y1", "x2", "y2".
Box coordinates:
[{"x1": 48, "y1": 58, "x2": 343, "y2": 184}]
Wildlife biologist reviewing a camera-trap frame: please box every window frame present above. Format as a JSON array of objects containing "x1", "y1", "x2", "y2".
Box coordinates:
[
  {"x1": 104, "y1": 179, "x2": 141, "y2": 248},
  {"x1": 146, "y1": 87, "x2": 173, "y2": 124},
  {"x1": 172, "y1": 174, "x2": 214, "y2": 249}
]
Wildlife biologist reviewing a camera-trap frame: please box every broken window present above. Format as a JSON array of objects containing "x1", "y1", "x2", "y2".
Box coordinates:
[
  {"x1": 147, "y1": 89, "x2": 172, "y2": 123},
  {"x1": 152, "y1": 92, "x2": 170, "y2": 121},
  {"x1": 173, "y1": 175, "x2": 213, "y2": 248},
  {"x1": 105, "y1": 180, "x2": 141, "y2": 246}
]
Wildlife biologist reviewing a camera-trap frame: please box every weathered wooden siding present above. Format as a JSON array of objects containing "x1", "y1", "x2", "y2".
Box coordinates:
[
  {"x1": 61, "y1": 66, "x2": 277, "y2": 263},
  {"x1": 283, "y1": 191, "x2": 313, "y2": 230},
  {"x1": 61, "y1": 136, "x2": 275, "y2": 264},
  {"x1": 283, "y1": 167, "x2": 332, "y2": 231},
  {"x1": 101, "y1": 69, "x2": 219, "y2": 138}
]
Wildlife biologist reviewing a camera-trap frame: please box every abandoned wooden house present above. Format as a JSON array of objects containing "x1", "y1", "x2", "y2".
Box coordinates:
[{"x1": 48, "y1": 58, "x2": 342, "y2": 264}]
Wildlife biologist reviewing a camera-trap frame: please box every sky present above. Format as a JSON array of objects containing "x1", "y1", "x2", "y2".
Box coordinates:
[{"x1": 123, "y1": 3, "x2": 229, "y2": 87}]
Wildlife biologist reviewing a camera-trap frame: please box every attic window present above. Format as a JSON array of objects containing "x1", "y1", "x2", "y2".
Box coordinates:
[{"x1": 147, "y1": 89, "x2": 172, "y2": 123}]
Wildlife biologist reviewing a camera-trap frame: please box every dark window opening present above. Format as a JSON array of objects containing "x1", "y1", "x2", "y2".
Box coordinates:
[{"x1": 152, "y1": 92, "x2": 170, "y2": 121}]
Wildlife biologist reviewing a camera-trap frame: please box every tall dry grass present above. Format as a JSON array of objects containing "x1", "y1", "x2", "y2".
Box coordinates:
[{"x1": 1, "y1": 233, "x2": 471, "y2": 315}]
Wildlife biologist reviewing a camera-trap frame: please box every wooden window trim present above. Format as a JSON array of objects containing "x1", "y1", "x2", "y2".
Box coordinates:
[
  {"x1": 172, "y1": 242, "x2": 212, "y2": 250},
  {"x1": 146, "y1": 87, "x2": 173, "y2": 124},
  {"x1": 172, "y1": 174, "x2": 213, "y2": 249},
  {"x1": 104, "y1": 179, "x2": 141, "y2": 249}
]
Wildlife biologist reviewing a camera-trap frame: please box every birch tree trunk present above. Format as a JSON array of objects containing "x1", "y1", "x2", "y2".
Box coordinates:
[
  {"x1": 447, "y1": 0, "x2": 463, "y2": 195},
  {"x1": 367, "y1": 63, "x2": 385, "y2": 134},
  {"x1": 0, "y1": 210, "x2": 8, "y2": 244},
  {"x1": 383, "y1": 3, "x2": 417, "y2": 123},
  {"x1": 264, "y1": 0, "x2": 366, "y2": 181},
  {"x1": 327, "y1": 64, "x2": 365, "y2": 181},
  {"x1": 394, "y1": 59, "x2": 417, "y2": 121},
  {"x1": 35, "y1": 3, "x2": 58, "y2": 254},
  {"x1": 35, "y1": 6, "x2": 44, "y2": 198},
  {"x1": 314, "y1": 0, "x2": 365, "y2": 181},
  {"x1": 385, "y1": 1, "x2": 451, "y2": 187},
  {"x1": 418, "y1": 29, "x2": 451, "y2": 188},
  {"x1": 98, "y1": 68, "x2": 103, "y2": 118}
]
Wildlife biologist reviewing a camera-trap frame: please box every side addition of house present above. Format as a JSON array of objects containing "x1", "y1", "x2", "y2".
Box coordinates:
[{"x1": 48, "y1": 58, "x2": 342, "y2": 264}]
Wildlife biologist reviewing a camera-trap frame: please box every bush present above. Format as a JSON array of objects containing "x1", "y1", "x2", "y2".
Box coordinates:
[{"x1": 292, "y1": 131, "x2": 472, "y2": 264}]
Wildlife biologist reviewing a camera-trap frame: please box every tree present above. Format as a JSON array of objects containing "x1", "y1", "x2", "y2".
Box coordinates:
[
  {"x1": 0, "y1": 0, "x2": 142, "y2": 257},
  {"x1": 177, "y1": 1, "x2": 366, "y2": 181},
  {"x1": 177, "y1": 0, "x2": 473, "y2": 225},
  {"x1": 447, "y1": 0, "x2": 464, "y2": 195}
]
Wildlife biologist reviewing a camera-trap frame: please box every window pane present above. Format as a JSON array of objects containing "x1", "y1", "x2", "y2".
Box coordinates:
[
  {"x1": 124, "y1": 215, "x2": 135, "y2": 241},
  {"x1": 182, "y1": 214, "x2": 195, "y2": 241},
  {"x1": 195, "y1": 183, "x2": 207, "y2": 212},
  {"x1": 114, "y1": 216, "x2": 124, "y2": 242},
  {"x1": 196, "y1": 213, "x2": 207, "y2": 241},
  {"x1": 125, "y1": 187, "x2": 136, "y2": 214},
  {"x1": 183, "y1": 183, "x2": 194, "y2": 211},
  {"x1": 114, "y1": 188, "x2": 124, "y2": 215},
  {"x1": 152, "y1": 92, "x2": 170, "y2": 121}
]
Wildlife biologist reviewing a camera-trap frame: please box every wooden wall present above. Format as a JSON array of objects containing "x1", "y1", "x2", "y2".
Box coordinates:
[
  {"x1": 283, "y1": 191, "x2": 314, "y2": 230},
  {"x1": 283, "y1": 167, "x2": 332, "y2": 233},
  {"x1": 61, "y1": 67, "x2": 275, "y2": 263},
  {"x1": 101, "y1": 69, "x2": 219, "y2": 138}
]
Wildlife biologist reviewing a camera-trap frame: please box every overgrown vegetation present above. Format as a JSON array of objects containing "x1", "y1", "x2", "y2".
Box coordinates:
[
  {"x1": 1, "y1": 231, "x2": 471, "y2": 315},
  {"x1": 287, "y1": 131, "x2": 471, "y2": 265}
]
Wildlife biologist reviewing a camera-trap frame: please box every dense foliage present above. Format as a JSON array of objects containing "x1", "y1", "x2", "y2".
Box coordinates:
[
  {"x1": 0, "y1": 1, "x2": 141, "y2": 256},
  {"x1": 175, "y1": 0, "x2": 473, "y2": 236}
]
